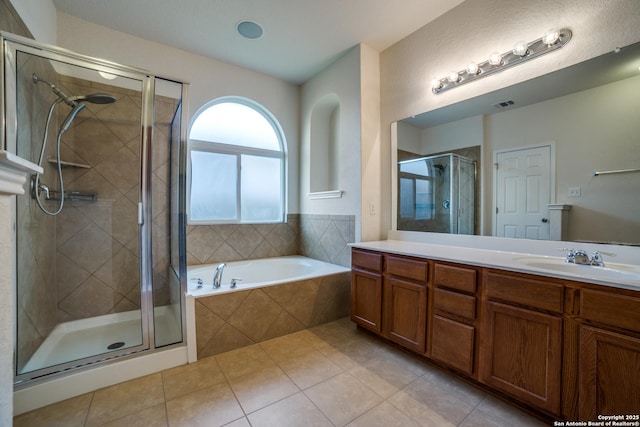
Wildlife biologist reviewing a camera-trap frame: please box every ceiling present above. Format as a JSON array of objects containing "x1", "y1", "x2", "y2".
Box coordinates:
[{"x1": 51, "y1": 0, "x2": 464, "y2": 84}]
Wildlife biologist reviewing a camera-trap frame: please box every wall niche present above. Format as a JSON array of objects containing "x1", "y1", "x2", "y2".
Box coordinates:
[{"x1": 309, "y1": 94, "x2": 342, "y2": 198}]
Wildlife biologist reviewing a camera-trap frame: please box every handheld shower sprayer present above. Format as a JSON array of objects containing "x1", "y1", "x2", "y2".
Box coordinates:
[{"x1": 60, "y1": 103, "x2": 87, "y2": 133}]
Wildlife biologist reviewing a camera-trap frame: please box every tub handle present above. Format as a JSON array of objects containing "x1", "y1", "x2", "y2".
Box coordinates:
[
  {"x1": 190, "y1": 277, "x2": 203, "y2": 288},
  {"x1": 230, "y1": 278, "x2": 242, "y2": 289}
]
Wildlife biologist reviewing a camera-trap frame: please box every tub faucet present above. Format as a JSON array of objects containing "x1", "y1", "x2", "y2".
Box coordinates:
[{"x1": 213, "y1": 263, "x2": 226, "y2": 288}]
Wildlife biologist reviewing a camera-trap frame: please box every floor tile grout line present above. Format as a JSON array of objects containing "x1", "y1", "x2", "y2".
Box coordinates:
[
  {"x1": 299, "y1": 388, "x2": 339, "y2": 427},
  {"x1": 159, "y1": 370, "x2": 170, "y2": 427},
  {"x1": 82, "y1": 392, "x2": 96, "y2": 427}
]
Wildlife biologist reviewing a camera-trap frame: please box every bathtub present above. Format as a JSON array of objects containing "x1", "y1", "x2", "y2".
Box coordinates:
[
  {"x1": 185, "y1": 256, "x2": 351, "y2": 361},
  {"x1": 187, "y1": 255, "x2": 350, "y2": 295}
]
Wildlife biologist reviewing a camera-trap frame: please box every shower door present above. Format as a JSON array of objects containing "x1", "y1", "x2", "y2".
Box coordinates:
[
  {"x1": 397, "y1": 153, "x2": 476, "y2": 235},
  {"x1": 3, "y1": 34, "x2": 186, "y2": 384}
]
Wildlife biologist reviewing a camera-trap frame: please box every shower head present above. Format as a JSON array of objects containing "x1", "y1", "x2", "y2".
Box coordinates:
[{"x1": 66, "y1": 93, "x2": 116, "y2": 105}]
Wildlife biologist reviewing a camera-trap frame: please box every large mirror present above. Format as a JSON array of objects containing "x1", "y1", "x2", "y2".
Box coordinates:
[{"x1": 392, "y1": 41, "x2": 640, "y2": 246}]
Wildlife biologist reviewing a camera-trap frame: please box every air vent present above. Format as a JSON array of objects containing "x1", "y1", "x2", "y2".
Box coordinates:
[{"x1": 493, "y1": 100, "x2": 515, "y2": 108}]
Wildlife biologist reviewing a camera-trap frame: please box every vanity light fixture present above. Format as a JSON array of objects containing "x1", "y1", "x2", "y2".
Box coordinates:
[{"x1": 431, "y1": 27, "x2": 572, "y2": 94}]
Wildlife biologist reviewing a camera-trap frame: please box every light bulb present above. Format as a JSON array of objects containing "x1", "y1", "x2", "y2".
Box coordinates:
[
  {"x1": 512, "y1": 41, "x2": 529, "y2": 57},
  {"x1": 542, "y1": 28, "x2": 560, "y2": 45},
  {"x1": 489, "y1": 52, "x2": 503, "y2": 66},
  {"x1": 98, "y1": 71, "x2": 117, "y2": 80},
  {"x1": 431, "y1": 78, "x2": 443, "y2": 90},
  {"x1": 466, "y1": 62, "x2": 479, "y2": 75},
  {"x1": 447, "y1": 71, "x2": 460, "y2": 83}
]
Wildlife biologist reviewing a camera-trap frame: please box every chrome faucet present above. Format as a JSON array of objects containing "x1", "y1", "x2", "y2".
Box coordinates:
[
  {"x1": 563, "y1": 248, "x2": 614, "y2": 267},
  {"x1": 213, "y1": 263, "x2": 226, "y2": 288},
  {"x1": 590, "y1": 251, "x2": 605, "y2": 267}
]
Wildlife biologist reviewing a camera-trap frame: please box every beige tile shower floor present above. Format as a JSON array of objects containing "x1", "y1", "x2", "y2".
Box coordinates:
[{"x1": 14, "y1": 318, "x2": 547, "y2": 427}]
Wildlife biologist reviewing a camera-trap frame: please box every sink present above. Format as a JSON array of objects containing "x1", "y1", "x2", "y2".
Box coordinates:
[{"x1": 513, "y1": 256, "x2": 640, "y2": 282}]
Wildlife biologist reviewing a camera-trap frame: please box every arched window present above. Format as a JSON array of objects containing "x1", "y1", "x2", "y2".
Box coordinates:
[{"x1": 188, "y1": 97, "x2": 286, "y2": 223}]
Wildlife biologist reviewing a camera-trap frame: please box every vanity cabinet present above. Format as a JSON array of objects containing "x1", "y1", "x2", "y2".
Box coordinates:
[
  {"x1": 430, "y1": 263, "x2": 479, "y2": 376},
  {"x1": 480, "y1": 270, "x2": 564, "y2": 414},
  {"x1": 577, "y1": 288, "x2": 640, "y2": 419},
  {"x1": 383, "y1": 256, "x2": 428, "y2": 353},
  {"x1": 349, "y1": 246, "x2": 640, "y2": 421},
  {"x1": 350, "y1": 250, "x2": 383, "y2": 333}
]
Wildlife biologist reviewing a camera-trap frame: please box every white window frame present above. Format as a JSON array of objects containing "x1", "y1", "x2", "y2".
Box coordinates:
[{"x1": 187, "y1": 97, "x2": 287, "y2": 225}]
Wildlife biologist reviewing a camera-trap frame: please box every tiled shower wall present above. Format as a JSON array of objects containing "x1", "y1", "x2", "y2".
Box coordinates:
[
  {"x1": 54, "y1": 75, "x2": 144, "y2": 321},
  {"x1": 186, "y1": 214, "x2": 355, "y2": 268}
]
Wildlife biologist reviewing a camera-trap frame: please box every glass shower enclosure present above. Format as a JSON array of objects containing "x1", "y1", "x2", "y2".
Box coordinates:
[
  {"x1": 398, "y1": 153, "x2": 476, "y2": 234},
  {"x1": 2, "y1": 33, "x2": 188, "y2": 384}
]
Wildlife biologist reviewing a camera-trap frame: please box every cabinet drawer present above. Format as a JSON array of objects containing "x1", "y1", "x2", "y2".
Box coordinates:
[
  {"x1": 433, "y1": 288, "x2": 476, "y2": 320},
  {"x1": 580, "y1": 289, "x2": 640, "y2": 332},
  {"x1": 431, "y1": 315, "x2": 475, "y2": 375},
  {"x1": 352, "y1": 249, "x2": 383, "y2": 272},
  {"x1": 387, "y1": 256, "x2": 428, "y2": 282},
  {"x1": 486, "y1": 271, "x2": 563, "y2": 313},
  {"x1": 434, "y1": 263, "x2": 477, "y2": 293}
]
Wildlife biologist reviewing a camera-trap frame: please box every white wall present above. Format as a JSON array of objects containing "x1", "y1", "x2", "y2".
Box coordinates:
[
  {"x1": 300, "y1": 46, "x2": 362, "y2": 234},
  {"x1": 55, "y1": 12, "x2": 301, "y2": 213},
  {"x1": 360, "y1": 44, "x2": 382, "y2": 242},
  {"x1": 421, "y1": 116, "x2": 483, "y2": 154},
  {"x1": 380, "y1": 0, "x2": 640, "y2": 239},
  {"x1": 7, "y1": 0, "x2": 56, "y2": 43}
]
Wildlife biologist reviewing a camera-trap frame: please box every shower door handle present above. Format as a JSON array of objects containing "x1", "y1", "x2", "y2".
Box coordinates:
[{"x1": 138, "y1": 202, "x2": 144, "y2": 225}]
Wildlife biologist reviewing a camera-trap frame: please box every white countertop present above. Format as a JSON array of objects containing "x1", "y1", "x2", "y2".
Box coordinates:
[{"x1": 351, "y1": 237, "x2": 640, "y2": 292}]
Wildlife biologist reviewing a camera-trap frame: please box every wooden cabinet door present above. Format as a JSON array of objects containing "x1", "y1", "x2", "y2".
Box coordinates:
[
  {"x1": 351, "y1": 269, "x2": 383, "y2": 333},
  {"x1": 431, "y1": 315, "x2": 475, "y2": 375},
  {"x1": 383, "y1": 277, "x2": 427, "y2": 353},
  {"x1": 481, "y1": 301, "x2": 562, "y2": 415},
  {"x1": 579, "y1": 326, "x2": 640, "y2": 419}
]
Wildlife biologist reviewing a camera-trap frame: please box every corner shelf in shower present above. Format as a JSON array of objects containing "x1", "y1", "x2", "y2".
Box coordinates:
[{"x1": 47, "y1": 158, "x2": 91, "y2": 169}]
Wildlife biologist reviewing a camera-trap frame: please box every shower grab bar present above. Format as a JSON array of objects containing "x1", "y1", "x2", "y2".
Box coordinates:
[
  {"x1": 48, "y1": 190, "x2": 97, "y2": 202},
  {"x1": 592, "y1": 167, "x2": 640, "y2": 176}
]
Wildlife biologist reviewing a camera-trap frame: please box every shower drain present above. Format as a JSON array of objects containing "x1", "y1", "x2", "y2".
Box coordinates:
[{"x1": 107, "y1": 342, "x2": 125, "y2": 350}]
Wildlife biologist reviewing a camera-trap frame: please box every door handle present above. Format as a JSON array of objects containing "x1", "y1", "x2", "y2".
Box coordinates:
[{"x1": 541, "y1": 218, "x2": 548, "y2": 223}]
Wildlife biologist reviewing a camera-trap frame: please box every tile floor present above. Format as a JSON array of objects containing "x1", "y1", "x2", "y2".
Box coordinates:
[{"x1": 14, "y1": 317, "x2": 547, "y2": 427}]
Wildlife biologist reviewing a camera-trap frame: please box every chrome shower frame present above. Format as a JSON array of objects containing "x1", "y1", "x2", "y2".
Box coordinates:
[{"x1": 1, "y1": 32, "x2": 189, "y2": 387}]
